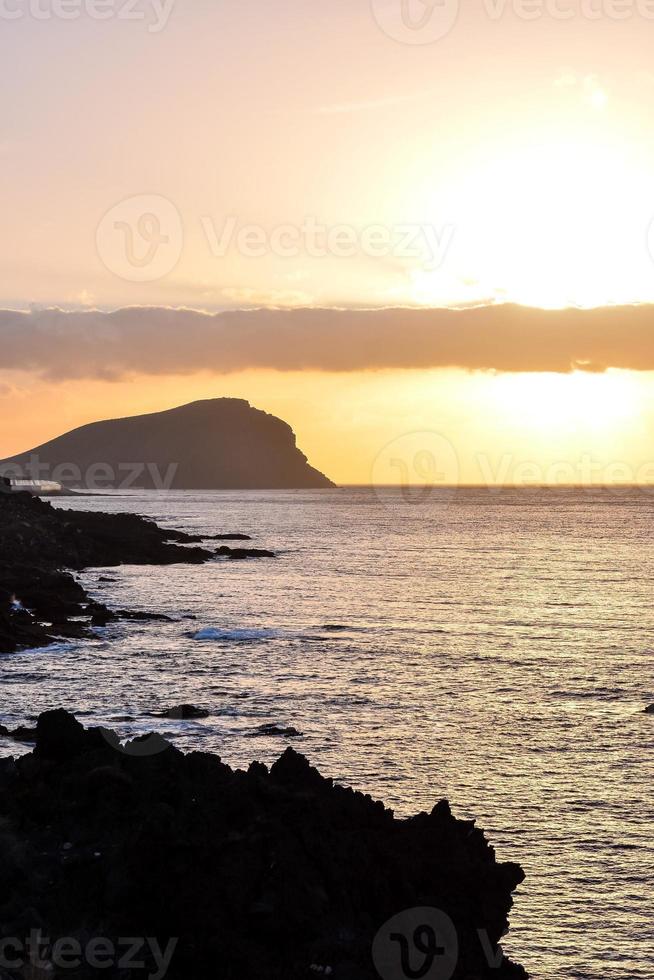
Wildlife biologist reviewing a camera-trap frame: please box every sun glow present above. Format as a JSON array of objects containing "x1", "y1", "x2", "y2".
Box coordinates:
[
  {"x1": 408, "y1": 132, "x2": 654, "y2": 309},
  {"x1": 490, "y1": 370, "x2": 641, "y2": 433}
]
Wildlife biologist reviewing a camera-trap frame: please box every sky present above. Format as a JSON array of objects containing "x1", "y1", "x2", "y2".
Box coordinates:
[{"x1": 3, "y1": 0, "x2": 654, "y2": 484}]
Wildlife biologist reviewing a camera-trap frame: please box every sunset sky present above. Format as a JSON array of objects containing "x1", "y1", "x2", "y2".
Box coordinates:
[{"x1": 3, "y1": 0, "x2": 654, "y2": 483}]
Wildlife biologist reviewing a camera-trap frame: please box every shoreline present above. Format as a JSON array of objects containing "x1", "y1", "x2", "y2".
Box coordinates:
[
  {"x1": 0, "y1": 489, "x2": 273, "y2": 654},
  {"x1": 1, "y1": 487, "x2": 530, "y2": 978},
  {"x1": 0, "y1": 709, "x2": 528, "y2": 979}
]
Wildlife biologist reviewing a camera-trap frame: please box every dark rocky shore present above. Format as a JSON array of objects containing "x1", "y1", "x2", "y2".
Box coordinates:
[
  {"x1": 0, "y1": 486, "x2": 272, "y2": 653},
  {"x1": 1, "y1": 488, "x2": 529, "y2": 979},
  {"x1": 0, "y1": 710, "x2": 528, "y2": 980}
]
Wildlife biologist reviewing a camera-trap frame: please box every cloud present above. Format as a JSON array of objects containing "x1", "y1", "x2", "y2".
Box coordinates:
[{"x1": 1, "y1": 304, "x2": 654, "y2": 382}]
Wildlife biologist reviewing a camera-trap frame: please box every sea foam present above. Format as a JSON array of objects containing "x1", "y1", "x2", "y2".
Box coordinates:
[{"x1": 192, "y1": 627, "x2": 282, "y2": 642}]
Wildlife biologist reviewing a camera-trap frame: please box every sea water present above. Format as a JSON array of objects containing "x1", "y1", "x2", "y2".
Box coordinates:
[{"x1": 1, "y1": 487, "x2": 652, "y2": 979}]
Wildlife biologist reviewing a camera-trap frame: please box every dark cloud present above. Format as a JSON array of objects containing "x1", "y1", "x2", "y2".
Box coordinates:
[{"x1": 1, "y1": 303, "x2": 653, "y2": 380}]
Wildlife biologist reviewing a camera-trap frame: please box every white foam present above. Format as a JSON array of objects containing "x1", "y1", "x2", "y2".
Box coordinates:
[{"x1": 192, "y1": 627, "x2": 281, "y2": 642}]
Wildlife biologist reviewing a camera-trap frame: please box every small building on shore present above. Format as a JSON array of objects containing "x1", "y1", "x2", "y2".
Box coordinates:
[{"x1": 0, "y1": 477, "x2": 67, "y2": 496}]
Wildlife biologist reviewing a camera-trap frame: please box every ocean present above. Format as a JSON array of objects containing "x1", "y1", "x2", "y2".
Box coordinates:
[{"x1": 1, "y1": 487, "x2": 652, "y2": 979}]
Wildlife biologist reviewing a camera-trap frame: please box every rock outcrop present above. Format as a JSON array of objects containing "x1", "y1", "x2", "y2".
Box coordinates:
[
  {"x1": 0, "y1": 710, "x2": 528, "y2": 979},
  {"x1": 0, "y1": 398, "x2": 334, "y2": 489},
  {"x1": 0, "y1": 490, "x2": 269, "y2": 653}
]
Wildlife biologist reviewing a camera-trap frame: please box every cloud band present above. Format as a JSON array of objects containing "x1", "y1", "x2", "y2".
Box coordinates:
[{"x1": 1, "y1": 303, "x2": 653, "y2": 380}]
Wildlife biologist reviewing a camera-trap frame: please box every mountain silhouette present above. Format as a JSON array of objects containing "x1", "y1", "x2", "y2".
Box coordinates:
[{"x1": 0, "y1": 398, "x2": 334, "y2": 490}]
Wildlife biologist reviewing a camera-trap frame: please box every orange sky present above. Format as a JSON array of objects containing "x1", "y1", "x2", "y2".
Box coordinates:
[
  {"x1": 3, "y1": 2, "x2": 654, "y2": 483},
  {"x1": 3, "y1": 366, "x2": 654, "y2": 487}
]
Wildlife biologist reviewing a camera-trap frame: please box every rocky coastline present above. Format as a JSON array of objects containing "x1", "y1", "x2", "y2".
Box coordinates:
[
  {"x1": 0, "y1": 710, "x2": 528, "y2": 979},
  {"x1": 1, "y1": 489, "x2": 529, "y2": 979},
  {"x1": 0, "y1": 487, "x2": 272, "y2": 654}
]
